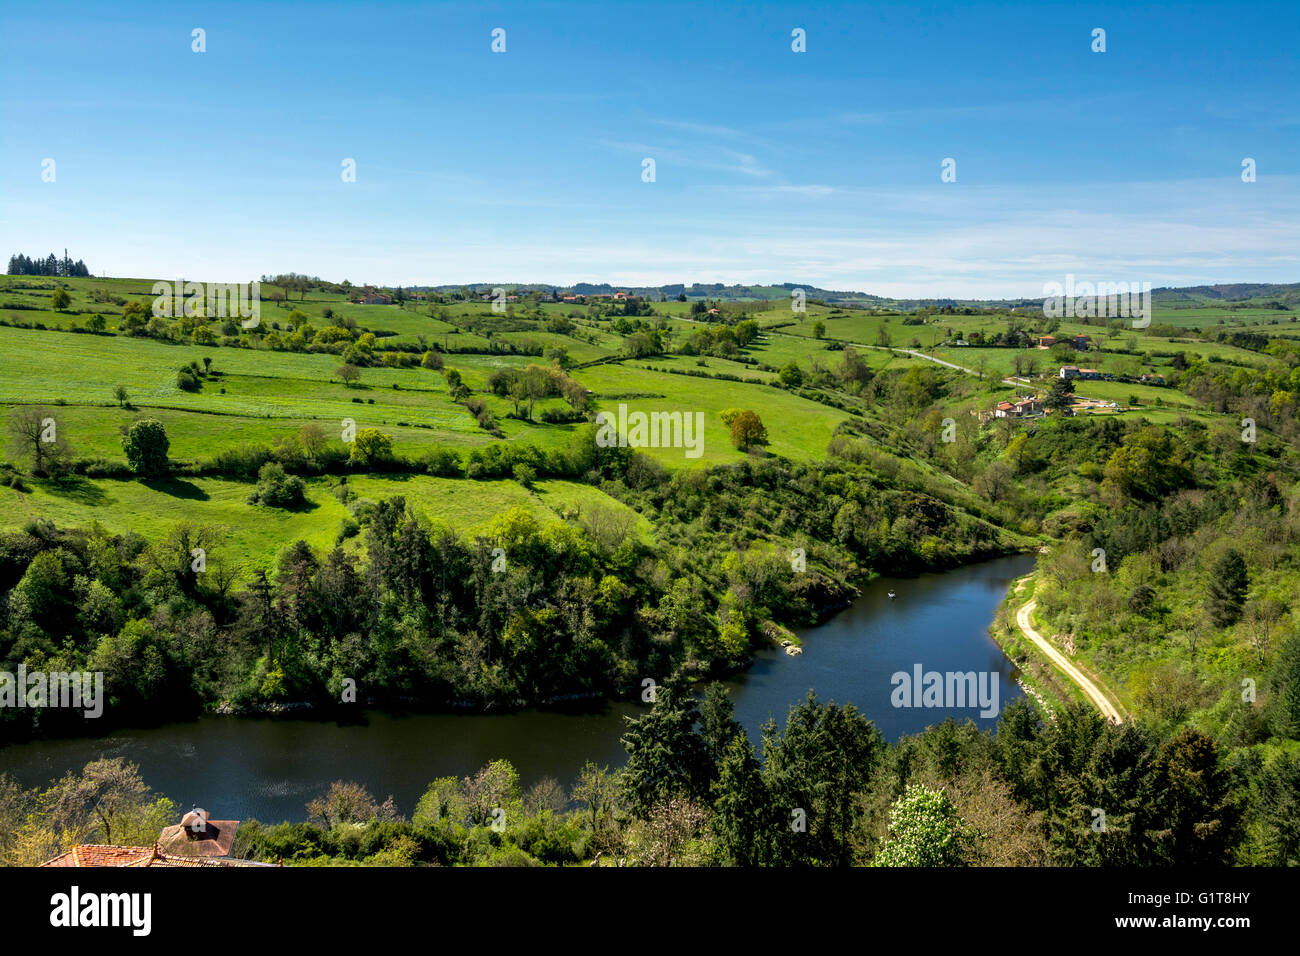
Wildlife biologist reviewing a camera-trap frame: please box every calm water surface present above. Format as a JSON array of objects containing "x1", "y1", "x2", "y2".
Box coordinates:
[{"x1": 0, "y1": 554, "x2": 1034, "y2": 821}]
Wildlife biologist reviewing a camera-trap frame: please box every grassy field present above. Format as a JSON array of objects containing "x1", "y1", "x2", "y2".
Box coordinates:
[
  {"x1": 1145, "y1": 305, "x2": 1300, "y2": 329},
  {"x1": 576, "y1": 362, "x2": 851, "y2": 465},
  {"x1": 0, "y1": 324, "x2": 591, "y2": 463},
  {"x1": 4, "y1": 274, "x2": 1276, "y2": 474},
  {"x1": 1, "y1": 273, "x2": 1283, "y2": 568},
  {"x1": 0, "y1": 472, "x2": 649, "y2": 577}
]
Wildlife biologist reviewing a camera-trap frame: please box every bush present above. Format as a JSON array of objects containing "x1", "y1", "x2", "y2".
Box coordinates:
[
  {"x1": 349, "y1": 428, "x2": 394, "y2": 466},
  {"x1": 425, "y1": 447, "x2": 463, "y2": 477},
  {"x1": 513, "y1": 812, "x2": 588, "y2": 865},
  {"x1": 211, "y1": 443, "x2": 275, "y2": 479},
  {"x1": 465, "y1": 397, "x2": 497, "y2": 433},
  {"x1": 248, "y1": 462, "x2": 308, "y2": 508},
  {"x1": 540, "y1": 407, "x2": 583, "y2": 424},
  {"x1": 337, "y1": 515, "x2": 360, "y2": 543}
]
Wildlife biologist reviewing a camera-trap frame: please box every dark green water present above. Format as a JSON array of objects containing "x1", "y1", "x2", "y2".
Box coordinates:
[{"x1": 0, "y1": 553, "x2": 1034, "y2": 822}]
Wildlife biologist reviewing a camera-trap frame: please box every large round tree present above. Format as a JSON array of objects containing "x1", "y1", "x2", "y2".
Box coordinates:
[
  {"x1": 122, "y1": 419, "x2": 170, "y2": 477},
  {"x1": 729, "y1": 410, "x2": 768, "y2": 451}
]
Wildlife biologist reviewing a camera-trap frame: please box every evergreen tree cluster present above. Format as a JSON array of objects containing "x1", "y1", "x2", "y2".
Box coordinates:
[{"x1": 6, "y1": 252, "x2": 90, "y2": 277}]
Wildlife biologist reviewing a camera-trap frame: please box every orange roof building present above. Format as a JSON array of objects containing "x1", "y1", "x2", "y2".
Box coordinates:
[
  {"x1": 155, "y1": 808, "x2": 240, "y2": 858},
  {"x1": 41, "y1": 844, "x2": 271, "y2": 867}
]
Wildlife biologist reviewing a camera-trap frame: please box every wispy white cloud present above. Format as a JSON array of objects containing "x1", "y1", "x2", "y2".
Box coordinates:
[
  {"x1": 647, "y1": 118, "x2": 750, "y2": 139},
  {"x1": 834, "y1": 93, "x2": 1130, "y2": 127},
  {"x1": 594, "y1": 138, "x2": 775, "y2": 178}
]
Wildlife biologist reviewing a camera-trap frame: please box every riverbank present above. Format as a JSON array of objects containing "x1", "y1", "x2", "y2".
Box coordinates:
[
  {"x1": 988, "y1": 571, "x2": 1127, "y2": 723},
  {"x1": 0, "y1": 555, "x2": 1035, "y2": 822}
]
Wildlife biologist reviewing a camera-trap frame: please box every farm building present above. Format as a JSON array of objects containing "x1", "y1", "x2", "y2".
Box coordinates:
[
  {"x1": 1059, "y1": 366, "x2": 1104, "y2": 380},
  {"x1": 993, "y1": 396, "x2": 1044, "y2": 418}
]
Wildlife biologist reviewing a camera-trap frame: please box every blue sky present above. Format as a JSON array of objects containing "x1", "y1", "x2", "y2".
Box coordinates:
[{"x1": 2, "y1": 0, "x2": 1297, "y2": 296}]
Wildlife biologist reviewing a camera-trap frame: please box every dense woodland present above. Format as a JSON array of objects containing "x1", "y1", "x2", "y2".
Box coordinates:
[{"x1": 0, "y1": 417, "x2": 1021, "y2": 739}]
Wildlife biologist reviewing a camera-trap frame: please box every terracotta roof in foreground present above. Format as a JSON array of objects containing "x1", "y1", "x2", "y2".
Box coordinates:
[
  {"x1": 40, "y1": 843, "x2": 275, "y2": 867},
  {"x1": 156, "y1": 819, "x2": 240, "y2": 858},
  {"x1": 42, "y1": 845, "x2": 157, "y2": 867}
]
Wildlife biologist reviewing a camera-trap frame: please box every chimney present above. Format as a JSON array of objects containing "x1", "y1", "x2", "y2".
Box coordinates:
[{"x1": 183, "y1": 808, "x2": 209, "y2": 833}]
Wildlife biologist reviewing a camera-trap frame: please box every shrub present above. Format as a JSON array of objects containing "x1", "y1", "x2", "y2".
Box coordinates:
[
  {"x1": 211, "y1": 443, "x2": 275, "y2": 479},
  {"x1": 425, "y1": 447, "x2": 463, "y2": 477},
  {"x1": 465, "y1": 397, "x2": 497, "y2": 433},
  {"x1": 349, "y1": 428, "x2": 393, "y2": 466},
  {"x1": 248, "y1": 462, "x2": 307, "y2": 508},
  {"x1": 540, "y1": 407, "x2": 583, "y2": 424},
  {"x1": 337, "y1": 515, "x2": 360, "y2": 543}
]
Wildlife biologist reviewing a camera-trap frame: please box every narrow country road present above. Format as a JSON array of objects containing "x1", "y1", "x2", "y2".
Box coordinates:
[{"x1": 1016, "y1": 598, "x2": 1123, "y2": 723}]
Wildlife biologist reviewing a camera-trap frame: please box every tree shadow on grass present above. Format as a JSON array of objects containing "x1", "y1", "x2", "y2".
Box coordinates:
[
  {"x1": 356, "y1": 472, "x2": 415, "y2": 484},
  {"x1": 35, "y1": 475, "x2": 108, "y2": 506},
  {"x1": 142, "y1": 477, "x2": 210, "y2": 500},
  {"x1": 258, "y1": 496, "x2": 322, "y2": 514}
]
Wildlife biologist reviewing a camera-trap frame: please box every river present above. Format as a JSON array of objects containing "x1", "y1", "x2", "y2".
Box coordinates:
[{"x1": 0, "y1": 553, "x2": 1035, "y2": 822}]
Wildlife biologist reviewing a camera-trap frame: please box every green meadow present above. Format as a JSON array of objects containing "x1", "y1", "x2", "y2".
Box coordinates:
[
  {"x1": 576, "y1": 362, "x2": 850, "y2": 465},
  {"x1": 1, "y1": 273, "x2": 1282, "y2": 577},
  {"x1": 0, "y1": 472, "x2": 649, "y2": 579}
]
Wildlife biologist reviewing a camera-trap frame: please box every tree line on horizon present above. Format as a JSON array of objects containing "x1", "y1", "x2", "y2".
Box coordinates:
[{"x1": 6, "y1": 252, "x2": 90, "y2": 278}]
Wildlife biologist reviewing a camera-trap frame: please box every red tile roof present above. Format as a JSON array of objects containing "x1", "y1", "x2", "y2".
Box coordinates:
[
  {"x1": 42, "y1": 845, "x2": 157, "y2": 867},
  {"x1": 156, "y1": 819, "x2": 240, "y2": 858},
  {"x1": 41, "y1": 843, "x2": 274, "y2": 867}
]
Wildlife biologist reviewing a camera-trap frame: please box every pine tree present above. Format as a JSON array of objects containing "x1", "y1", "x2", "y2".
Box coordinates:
[
  {"x1": 761, "y1": 691, "x2": 885, "y2": 866},
  {"x1": 698, "y1": 682, "x2": 741, "y2": 777},
  {"x1": 713, "y1": 734, "x2": 774, "y2": 865},
  {"x1": 1208, "y1": 549, "x2": 1248, "y2": 627},
  {"x1": 1045, "y1": 376, "x2": 1076, "y2": 413},
  {"x1": 1266, "y1": 631, "x2": 1300, "y2": 739},
  {"x1": 1145, "y1": 728, "x2": 1239, "y2": 865},
  {"x1": 619, "y1": 670, "x2": 709, "y2": 819}
]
